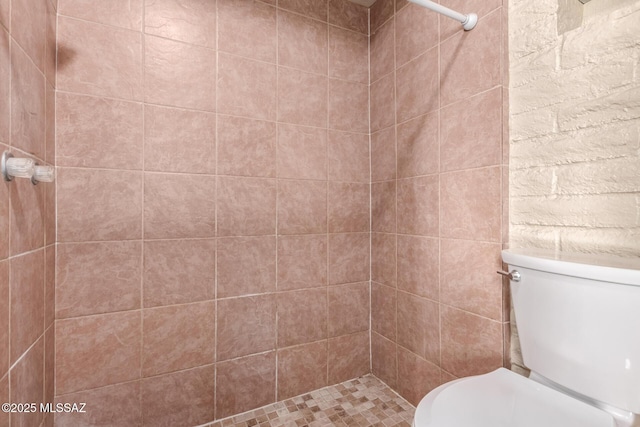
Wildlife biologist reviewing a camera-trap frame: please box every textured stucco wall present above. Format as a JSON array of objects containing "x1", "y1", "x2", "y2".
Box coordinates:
[
  {"x1": 509, "y1": 0, "x2": 640, "y2": 257},
  {"x1": 509, "y1": 0, "x2": 640, "y2": 372}
]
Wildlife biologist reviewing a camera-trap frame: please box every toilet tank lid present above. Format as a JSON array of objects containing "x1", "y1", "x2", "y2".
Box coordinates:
[{"x1": 502, "y1": 249, "x2": 640, "y2": 287}]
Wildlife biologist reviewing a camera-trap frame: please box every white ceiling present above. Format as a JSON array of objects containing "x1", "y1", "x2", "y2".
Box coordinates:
[{"x1": 348, "y1": 0, "x2": 377, "y2": 7}]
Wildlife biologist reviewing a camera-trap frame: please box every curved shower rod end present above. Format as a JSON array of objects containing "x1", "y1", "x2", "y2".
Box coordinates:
[
  {"x1": 462, "y1": 13, "x2": 478, "y2": 31},
  {"x1": 408, "y1": 0, "x2": 478, "y2": 31}
]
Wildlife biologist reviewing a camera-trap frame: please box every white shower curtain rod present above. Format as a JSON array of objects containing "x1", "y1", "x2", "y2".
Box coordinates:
[{"x1": 408, "y1": 0, "x2": 478, "y2": 30}]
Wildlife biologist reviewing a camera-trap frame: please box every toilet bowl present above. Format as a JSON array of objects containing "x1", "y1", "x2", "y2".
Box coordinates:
[
  {"x1": 412, "y1": 368, "x2": 616, "y2": 427},
  {"x1": 412, "y1": 249, "x2": 640, "y2": 427}
]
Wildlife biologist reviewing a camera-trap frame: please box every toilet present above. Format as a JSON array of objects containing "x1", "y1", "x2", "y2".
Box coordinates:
[{"x1": 413, "y1": 248, "x2": 640, "y2": 427}]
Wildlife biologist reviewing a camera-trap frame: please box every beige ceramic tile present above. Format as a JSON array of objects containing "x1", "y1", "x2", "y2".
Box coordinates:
[
  {"x1": 372, "y1": 332, "x2": 398, "y2": 390},
  {"x1": 56, "y1": 168, "x2": 143, "y2": 242},
  {"x1": 440, "y1": 88, "x2": 503, "y2": 172},
  {"x1": 397, "y1": 291, "x2": 440, "y2": 364},
  {"x1": 144, "y1": 172, "x2": 216, "y2": 239},
  {"x1": 144, "y1": 105, "x2": 215, "y2": 174},
  {"x1": 54, "y1": 382, "x2": 142, "y2": 427},
  {"x1": 11, "y1": 0, "x2": 47, "y2": 71},
  {"x1": 216, "y1": 352, "x2": 276, "y2": 420},
  {"x1": 277, "y1": 235, "x2": 327, "y2": 291},
  {"x1": 397, "y1": 346, "x2": 442, "y2": 406},
  {"x1": 55, "y1": 311, "x2": 141, "y2": 395},
  {"x1": 371, "y1": 126, "x2": 397, "y2": 182},
  {"x1": 56, "y1": 93, "x2": 143, "y2": 170},
  {"x1": 217, "y1": 236, "x2": 276, "y2": 298},
  {"x1": 328, "y1": 282, "x2": 369, "y2": 337},
  {"x1": 10, "y1": 337, "x2": 44, "y2": 427},
  {"x1": 397, "y1": 235, "x2": 439, "y2": 299},
  {"x1": 0, "y1": 375, "x2": 6, "y2": 426},
  {"x1": 218, "y1": 0, "x2": 276, "y2": 63},
  {"x1": 328, "y1": 0, "x2": 368, "y2": 34},
  {"x1": 10, "y1": 251, "x2": 44, "y2": 363},
  {"x1": 0, "y1": 261, "x2": 7, "y2": 377},
  {"x1": 397, "y1": 175, "x2": 439, "y2": 237},
  {"x1": 217, "y1": 176, "x2": 276, "y2": 237},
  {"x1": 371, "y1": 73, "x2": 395, "y2": 132},
  {"x1": 217, "y1": 53, "x2": 277, "y2": 120},
  {"x1": 371, "y1": 18, "x2": 394, "y2": 83},
  {"x1": 371, "y1": 282, "x2": 396, "y2": 341},
  {"x1": 278, "y1": 10, "x2": 327, "y2": 75},
  {"x1": 440, "y1": 167, "x2": 502, "y2": 242},
  {"x1": 370, "y1": 0, "x2": 394, "y2": 32},
  {"x1": 395, "y1": 3, "x2": 438, "y2": 67},
  {"x1": 440, "y1": 239, "x2": 504, "y2": 321},
  {"x1": 58, "y1": 0, "x2": 142, "y2": 29},
  {"x1": 9, "y1": 173, "x2": 44, "y2": 255},
  {"x1": 0, "y1": 0, "x2": 8, "y2": 30},
  {"x1": 328, "y1": 26, "x2": 368, "y2": 84},
  {"x1": 278, "y1": 180, "x2": 327, "y2": 235},
  {"x1": 144, "y1": 239, "x2": 215, "y2": 307},
  {"x1": 57, "y1": 17, "x2": 143, "y2": 101},
  {"x1": 277, "y1": 288, "x2": 327, "y2": 348},
  {"x1": 0, "y1": 32, "x2": 9, "y2": 146},
  {"x1": 397, "y1": 111, "x2": 439, "y2": 178},
  {"x1": 11, "y1": 41, "x2": 45, "y2": 159},
  {"x1": 328, "y1": 332, "x2": 369, "y2": 384},
  {"x1": 217, "y1": 295, "x2": 276, "y2": 361},
  {"x1": 145, "y1": 0, "x2": 216, "y2": 48},
  {"x1": 440, "y1": 10, "x2": 501, "y2": 106},
  {"x1": 328, "y1": 79, "x2": 369, "y2": 133},
  {"x1": 277, "y1": 341, "x2": 328, "y2": 400},
  {"x1": 396, "y1": 48, "x2": 439, "y2": 123},
  {"x1": 372, "y1": 180, "x2": 397, "y2": 233},
  {"x1": 142, "y1": 364, "x2": 215, "y2": 426},
  {"x1": 279, "y1": 0, "x2": 327, "y2": 21},
  {"x1": 328, "y1": 183, "x2": 369, "y2": 233},
  {"x1": 56, "y1": 241, "x2": 142, "y2": 318},
  {"x1": 142, "y1": 301, "x2": 215, "y2": 376},
  {"x1": 277, "y1": 123, "x2": 327, "y2": 180},
  {"x1": 372, "y1": 232, "x2": 397, "y2": 288},
  {"x1": 278, "y1": 67, "x2": 327, "y2": 128},
  {"x1": 327, "y1": 131, "x2": 369, "y2": 183},
  {"x1": 441, "y1": 305, "x2": 504, "y2": 377},
  {"x1": 328, "y1": 233, "x2": 369, "y2": 285},
  {"x1": 218, "y1": 115, "x2": 275, "y2": 178},
  {"x1": 144, "y1": 35, "x2": 216, "y2": 111}
]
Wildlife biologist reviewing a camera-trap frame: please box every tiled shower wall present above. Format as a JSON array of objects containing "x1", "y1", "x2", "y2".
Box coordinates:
[
  {"x1": 368, "y1": 0, "x2": 509, "y2": 406},
  {"x1": 53, "y1": 0, "x2": 370, "y2": 425},
  {"x1": 0, "y1": 0, "x2": 57, "y2": 425}
]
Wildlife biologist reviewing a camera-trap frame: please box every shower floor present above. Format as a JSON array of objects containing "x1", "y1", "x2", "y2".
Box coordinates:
[{"x1": 206, "y1": 375, "x2": 415, "y2": 427}]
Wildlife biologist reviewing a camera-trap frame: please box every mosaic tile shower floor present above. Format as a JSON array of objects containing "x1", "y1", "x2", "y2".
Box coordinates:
[{"x1": 206, "y1": 375, "x2": 415, "y2": 427}]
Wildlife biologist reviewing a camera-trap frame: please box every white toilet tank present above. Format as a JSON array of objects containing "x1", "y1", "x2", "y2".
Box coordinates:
[{"x1": 503, "y1": 249, "x2": 640, "y2": 416}]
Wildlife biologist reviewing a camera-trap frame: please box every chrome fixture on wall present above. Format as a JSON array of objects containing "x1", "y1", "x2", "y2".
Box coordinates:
[{"x1": 2, "y1": 151, "x2": 55, "y2": 184}]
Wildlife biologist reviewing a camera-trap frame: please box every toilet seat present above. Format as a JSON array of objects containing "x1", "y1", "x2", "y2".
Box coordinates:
[{"x1": 413, "y1": 368, "x2": 616, "y2": 427}]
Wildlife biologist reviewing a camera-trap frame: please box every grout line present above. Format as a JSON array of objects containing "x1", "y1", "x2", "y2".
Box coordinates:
[
  {"x1": 437, "y1": 6, "x2": 443, "y2": 378},
  {"x1": 325, "y1": 0, "x2": 330, "y2": 387},
  {"x1": 139, "y1": 1, "x2": 147, "y2": 418},
  {"x1": 54, "y1": 88, "x2": 371, "y2": 135},
  {"x1": 274, "y1": 0, "x2": 280, "y2": 402},
  {"x1": 52, "y1": 2, "x2": 59, "y2": 404},
  {"x1": 367, "y1": 0, "x2": 373, "y2": 377},
  {"x1": 213, "y1": 0, "x2": 220, "y2": 419},
  {"x1": 52, "y1": 233, "x2": 506, "y2": 248},
  {"x1": 392, "y1": 4, "x2": 399, "y2": 388}
]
